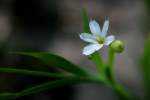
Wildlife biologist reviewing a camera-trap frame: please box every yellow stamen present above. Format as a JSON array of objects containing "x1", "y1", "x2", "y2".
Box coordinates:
[{"x1": 96, "y1": 36, "x2": 104, "y2": 44}]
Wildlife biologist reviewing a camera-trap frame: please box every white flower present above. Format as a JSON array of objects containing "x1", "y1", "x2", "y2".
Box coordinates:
[{"x1": 80, "y1": 20, "x2": 115, "y2": 55}]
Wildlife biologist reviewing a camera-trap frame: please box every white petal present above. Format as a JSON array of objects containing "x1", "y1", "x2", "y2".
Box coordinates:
[
  {"x1": 104, "y1": 35, "x2": 115, "y2": 45},
  {"x1": 83, "y1": 44, "x2": 103, "y2": 55},
  {"x1": 89, "y1": 20, "x2": 101, "y2": 35},
  {"x1": 101, "y1": 20, "x2": 109, "y2": 37},
  {"x1": 79, "y1": 33, "x2": 97, "y2": 43}
]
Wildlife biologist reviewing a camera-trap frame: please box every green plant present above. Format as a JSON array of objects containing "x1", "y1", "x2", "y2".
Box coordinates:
[{"x1": 0, "y1": 9, "x2": 150, "y2": 100}]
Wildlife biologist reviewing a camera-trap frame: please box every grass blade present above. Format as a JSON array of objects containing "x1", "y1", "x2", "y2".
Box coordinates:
[
  {"x1": 0, "y1": 93, "x2": 17, "y2": 100},
  {"x1": 141, "y1": 34, "x2": 150, "y2": 99},
  {"x1": 11, "y1": 52, "x2": 88, "y2": 76},
  {"x1": 16, "y1": 78, "x2": 81, "y2": 97},
  {"x1": 82, "y1": 8, "x2": 90, "y2": 33},
  {"x1": 0, "y1": 67, "x2": 72, "y2": 78}
]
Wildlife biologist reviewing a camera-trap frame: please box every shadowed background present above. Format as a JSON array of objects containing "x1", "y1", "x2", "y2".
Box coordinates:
[{"x1": 0, "y1": 0, "x2": 149, "y2": 100}]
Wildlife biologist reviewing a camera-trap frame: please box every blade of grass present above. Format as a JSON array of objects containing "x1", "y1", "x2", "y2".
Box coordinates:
[
  {"x1": 16, "y1": 78, "x2": 82, "y2": 97},
  {"x1": 141, "y1": 34, "x2": 150, "y2": 99},
  {"x1": 0, "y1": 70, "x2": 106, "y2": 99},
  {"x1": 144, "y1": 0, "x2": 150, "y2": 15},
  {"x1": 10, "y1": 52, "x2": 88, "y2": 76},
  {"x1": 0, "y1": 78, "x2": 82, "y2": 99},
  {"x1": 0, "y1": 93, "x2": 17, "y2": 100},
  {"x1": 0, "y1": 67, "x2": 72, "y2": 78},
  {"x1": 82, "y1": 8, "x2": 90, "y2": 33}
]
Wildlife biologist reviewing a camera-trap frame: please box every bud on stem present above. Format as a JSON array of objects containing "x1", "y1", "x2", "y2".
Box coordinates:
[{"x1": 110, "y1": 40, "x2": 124, "y2": 53}]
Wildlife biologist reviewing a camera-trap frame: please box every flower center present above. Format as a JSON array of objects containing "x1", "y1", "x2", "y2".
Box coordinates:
[{"x1": 96, "y1": 36, "x2": 104, "y2": 44}]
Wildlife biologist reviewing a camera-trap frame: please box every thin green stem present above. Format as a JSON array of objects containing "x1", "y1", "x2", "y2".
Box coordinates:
[
  {"x1": 106, "y1": 48, "x2": 133, "y2": 99},
  {"x1": 89, "y1": 49, "x2": 132, "y2": 99},
  {"x1": 107, "y1": 48, "x2": 115, "y2": 82},
  {"x1": 108, "y1": 48, "x2": 114, "y2": 70},
  {"x1": 89, "y1": 52, "x2": 105, "y2": 77}
]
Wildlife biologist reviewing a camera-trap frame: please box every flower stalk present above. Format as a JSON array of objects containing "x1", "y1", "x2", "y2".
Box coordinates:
[{"x1": 89, "y1": 52, "x2": 106, "y2": 77}]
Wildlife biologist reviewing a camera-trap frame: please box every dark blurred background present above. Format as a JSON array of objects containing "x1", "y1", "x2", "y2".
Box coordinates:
[{"x1": 0, "y1": 0, "x2": 149, "y2": 100}]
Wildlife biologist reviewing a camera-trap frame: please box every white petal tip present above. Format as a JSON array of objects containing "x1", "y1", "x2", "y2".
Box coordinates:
[
  {"x1": 104, "y1": 35, "x2": 115, "y2": 45},
  {"x1": 89, "y1": 20, "x2": 101, "y2": 36},
  {"x1": 82, "y1": 44, "x2": 103, "y2": 56}
]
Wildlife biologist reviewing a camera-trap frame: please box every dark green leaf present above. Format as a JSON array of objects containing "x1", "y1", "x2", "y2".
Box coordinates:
[
  {"x1": 0, "y1": 67, "x2": 72, "y2": 78},
  {"x1": 16, "y1": 78, "x2": 81, "y2": 97},
  {"x1": 0, "y1": 93, "x2": 17, "y2": 100},
  {"x1": 0, "y1": 75, "x2": 106, "y2": 99},
  {"x1": 144, "y1": 0, "x2": 150, "y2": 15},
  {"x1": 82, "y1": 8, "x2": 90, "y2": 33},
  {"x1": 141, "y1": 34, "x2": 150, "y2": 99},
  {"x1": 10, "y1": 52, "x2": 88, "y2": 76},
  {"x1": 142, "y1": 34, "x2": 150, "y2": 68}
]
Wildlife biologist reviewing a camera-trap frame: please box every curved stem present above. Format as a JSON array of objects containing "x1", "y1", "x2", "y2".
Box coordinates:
[{"x1": 107, "y1": 48, "x2": 133, "y2": 99}]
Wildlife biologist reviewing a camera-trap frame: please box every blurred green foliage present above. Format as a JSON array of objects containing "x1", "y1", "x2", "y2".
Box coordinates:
[
  {"x1": 145, "y1": 0, "x2": 150, "y2": 15},
  {"x1": 141, "y1": 34, "x2": 150, "y2": 100}
]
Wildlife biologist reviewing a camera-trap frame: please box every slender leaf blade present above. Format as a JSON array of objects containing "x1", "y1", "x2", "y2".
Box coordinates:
[
  {"x1": 144, "y1": 0, "x2": 150, "y2": 15},
  {"x1": 16, "y1": 78, "x2": 81, "y2": 97},
  {"x1": 141, "y1": 34, "x2": 150, "y2": 99},
  {"x1": 0, "y1": 78, "x2": 82, "y2": 99},
  {"x1": 11, "y1": 52, "x2": 87, "y2": 76},
  {"x1": 0, "y1": 93, "x2": 17, "y2": 100},
  {"x1": 82, "y1": 8, "x2": 90, "y2": 33},
  {"x1": 0, "y1": 67, "x2": 72, "y2": 78}
]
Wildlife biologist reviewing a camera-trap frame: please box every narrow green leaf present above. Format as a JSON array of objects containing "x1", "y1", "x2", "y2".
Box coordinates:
[
  {"x1": 0, "y1": 68, "x2": 106, "y2": 84},
  {"x1": 0, "y1": 67, "x2": 72, "y2": 78},
  {"x1": 0, "y1": 93, "x2": 17, "y2": 100},
  {"x1": 0, "y1": 75, "x2": 107, "y2": 99},
  {"x1": 144, "y1": 0, "x2": 150, "y2": 15},
  {"x1": 0, "y1": 78, "x2": 83, "y2": 99},
  {"x1": 141, "y1": 33, "x2": 150, "y2": 99},
  {"x1": 10, "y1": 52, "x2": 88, "y2": 76},
  {"x1": 16, "y1": 78, "x2": 81, "y2": 97},
  {"x1": 0, "y1": 70, "x2": 106, "y2": 99},
  {"x1": 82, "y1": 8, "x2": 90, "y2": 33}
]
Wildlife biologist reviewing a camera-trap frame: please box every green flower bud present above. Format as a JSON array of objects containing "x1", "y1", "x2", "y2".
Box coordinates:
[{"x1": 110, "y1": 40, "x2": 124, "y2": 53}]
